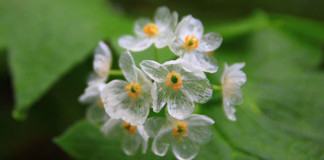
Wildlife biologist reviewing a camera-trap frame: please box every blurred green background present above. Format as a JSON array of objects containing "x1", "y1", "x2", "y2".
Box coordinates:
[{"x1": 0, "y1": 0, "x2": 324, "y2": 159}]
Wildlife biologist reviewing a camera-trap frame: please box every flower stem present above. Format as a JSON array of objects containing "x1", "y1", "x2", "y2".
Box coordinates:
[
  {"x1": 154, "y1": 46, "x2": 159, "y2": 62},
  {"x1": 212, "y1": 84, "x2": 222, "y2": 91},
  {"x1": 110, "y1": 69, "x2": 123, "y2": 76}
]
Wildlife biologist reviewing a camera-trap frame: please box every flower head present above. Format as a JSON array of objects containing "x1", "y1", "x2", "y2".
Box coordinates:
[
  {"x1": 169, "y1": 15, "x2": 222, "y2": 73},
  {"x1": 140, "y1": 59, "x2": 212, "y2": 119},
  {"x1": 221, "y1": 63, "x2": 247, "y2": 121},
  {"x1": 79, "y1": 41, "x2": 112, "y2": 124},
  {"x1": 119, "y1": 6, "x2": 178, "y2": 52},
  {"x1": 145, "y1": 114, "x2": 215, "y2": 160},
  {"x1": 101, "y1": 118, "x2": 149, "y2": 155},
  {"x1": 101, "y1": 51, "x2": 152, "y2": 125}
]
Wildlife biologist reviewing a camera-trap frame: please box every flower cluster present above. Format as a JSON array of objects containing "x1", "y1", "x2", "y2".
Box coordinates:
[{"x1": 80, "y1": 6, "x2": 247, "y2": 160}]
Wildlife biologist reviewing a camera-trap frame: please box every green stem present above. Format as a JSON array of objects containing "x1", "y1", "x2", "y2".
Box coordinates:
[
  {"x1": 212, "y1": 84, "x2": 222, "y2": 91},
  {"x1": 109, "y1": 69, "x2": 123, "y2": 76},
  {"x1": 154, "y1": 46, "x2": 159, "y2": 62}
]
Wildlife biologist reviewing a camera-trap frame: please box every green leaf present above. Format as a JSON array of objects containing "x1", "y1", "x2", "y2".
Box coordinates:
[{"x1": 0, "y1": 0, "x2": 132, "y2": 120}]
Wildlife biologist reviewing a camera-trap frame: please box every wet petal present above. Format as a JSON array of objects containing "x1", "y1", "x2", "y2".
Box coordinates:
[
  {"x1": 119, "y1": 51, "x2": 137, "y2": 82},
  {"x1": 152, "y1": 127, "x2": 173, "y2": 156},
  {"x1": 185, "y1": 114, "x2": 215, "y2": 126},
  {"x1": 154, "y1": 29, "x2": 173, "y2": 48},
  {"x1": 93, "y1": 41, "x2": 112, "y2": 78},
  {"x1": 144, "y1": 117, "x2": 166, "y2": 137},
  {"x1": 182, "y1": 52, "x2": 218, "y2": 73},
  {"x1": 79, "y1": 75, "x2": 105, "y2": 103},
  {"x1": 169, "y1": 35, "x2": 186, "y2": 56},
  {"x1": 140, "y1": 60, "x2": 169, "y2": 83},
  {"x1": 167, "y1": 90, "x2": 194, "y2": 120},
  {"x1": 197, "y1": 32, "x2": 222, "y2": 52},
  {"x1": 122, "y1": 133, "x2": 142, "y2": 155},
  {"x1": 152, "y1": 82, "x2": 168, "y2": 112},
  {"x1": 119, "y1": 35, "x2": 153, "y2": 52},
  {"x1": 134, "y1": 18, "x2": 151, "y2": 37},
  {"x1": 86, "y1": 103, "x2": 109, "y2": 125},
  {"x1": 137, "y1": 125, "x2": 149, "y2": 154},
  {"x1": 154, "y1": 6, "x2": 172, "y2": 30},
  {"x1": 172, "y1": 137, "x2": 199, "y2": 160},
  {"x1": 187, "y1": 125, "x2": 213, "y2": 144},
  {"x1": 175, "y1": 15, "x2": 204, "y2": 40},
  {"x1": 163, "y1": 59, "x2": 206, "y2": 80},
  {"x1": 221, "y1": 63, "x2": 247, "y2": 121},
  {"x1": 100, "y1": 118, "x2": 123, "y2": 137},
  {"x1": 181, "y1": 78, "x2": 212, "y2": 103}
]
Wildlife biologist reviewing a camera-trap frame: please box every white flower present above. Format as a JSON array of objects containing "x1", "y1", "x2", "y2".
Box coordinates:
[
  {"x1": 145, "y1": 114, "x2": 214, "y2": 160},
  {"x1": 119, "y1": 6, "x2": 178, "y2": 52},
  {"x1": 169, "y1": 15, "x2": 222, "y2": 73},
  {"x1": 101, "y1": 118, "x2": 149, "y2": 155},
  {"x1": 101, "y1": 51, "x2": 152, "y2": 125},
  {"x1": 79, "y1": 41, "x2": 112, "y2": 124},
  {"x1": 140, "y1": 59, "x2": 212, "y2": 119},
  {"x1": 221, "y1": 63, "x2": 247, "y2": 121}
]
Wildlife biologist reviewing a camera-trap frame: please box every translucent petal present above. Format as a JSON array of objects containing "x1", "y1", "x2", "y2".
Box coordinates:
[
  {"x1": 93, "y1": 41, "x2": 112, "y2": 78},
  {"x1": 119, "y1": 35, "x2": 153, "y2": 52},
  {"x1": 169, "y1": 35, "x2": 186, "y2": 56},
  {"x1": 172, "y1": 137, "x2": 199, "y2": 160},
  {"x1": 100, "y1": 118, "x2": 123, "y2": 137},
  {"x1": 197, "y1": 32, "x2": 222, "y2": 52},
  {"x1": 140, "y1": 60, "x2": 169, "y2": 83},
  {"x1": 79, "y1": 75, "x2": 105, "y2": 103},
  {"x1": 167, "y1": 90, "x2": 194, "y2": 120},
  {"x1": 134, "y1": 67, "x2": 152, "y2": 89},
  {"x1": 144, "y1": 117, "x2": 166, "y2": 137},
  {"x1": 221, "y1": 62, "x2": 247, "y2": 121},
  {"x1": 182, "y1": 52, "x2": 218, "y2": 73},
  {"x1": 122, "y1": 133, "x2": 142, "y2": 155},
  {"x1": 154, "y1": 6, "x2": 172, "y2": 30},
  {"x1": 188, "y1": 126, "x2": 213, "y2": 143},
  {"x1": 137, "y1": 125, "x2": 149, "y2": 154},
  {"x1": 163, "y1": 60, "x2": 206, "y2": 80},
  {"x1": 86, "y1": 103, "x2": 109, "y2": 125},
  {"x1": 185, "y1": 114, "x2": 215, "y2": 126},
  {"x1": 223, "y1": 97, "x2": 237, "y2": 121},
  {"x1": 222, "y1": 63, "x2": 247, "y2": 85},
  {"x1": 152, "y1": 127, "x2": 173, "y2": 156},
  {"x1": 152, "y1": 82, "x2": 168, "y2": 112},
  {"x1": 175, "y1": 15, "x2": 204, "y2": 40},
  {"x1": 170, "y1": 11, "x2": 179, "y2": 30},
  {"x1": 134, "y1": 18, "x2": 151, "y2": 37},
  {"x1": 154, "y1": 29, "x2": 173, "y2": 48},
  {"x1": 181, "y1": 77, "x2": 212, "y2": 103},
  {"x1": 119, "y1": 51, "x2": 137, "y2": 82}
]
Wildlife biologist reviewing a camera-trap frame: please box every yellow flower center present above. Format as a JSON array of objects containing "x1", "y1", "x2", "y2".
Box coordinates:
[
  {"x1": 125, "y1": 82, "x2": 141, "y2": 98},
  {"x1": 143, "y1": 23, "x2": 159, "y2": 36},
  {"x1": 122, "y1": 121, "x2": 137, "y2": 135},
  {"x1": 98, "y1": 97, "x2": 105, "y2": 110},
  {"x1": 166, "y1": 71, "x2": 182, "y2": 90},
  {"x1": 172, "y1": 122, "x2": 188, "y2": 142},
  {"x1": 184, "y1": 35, "x2": 199, "y2": 50}
]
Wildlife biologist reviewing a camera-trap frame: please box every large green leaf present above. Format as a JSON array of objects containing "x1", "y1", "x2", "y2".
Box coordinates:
[
  {"x1": 0, "y1": 0, "x2": 133, "y2": 120},
  {"x1": 55, "y1": 14, "x2": 324, "y2": 159}
]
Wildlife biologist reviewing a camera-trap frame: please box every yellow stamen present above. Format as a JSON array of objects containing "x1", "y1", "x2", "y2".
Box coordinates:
[
  {"x1": 125, "y1": 82, "x2": 141, "y2": 98},
  {"x1": 184, "y1": 35, "x2": 199, "y2": 50},
  {"x1": 122, "y1": 121, "x2": 137, "y2": 135},
  {"x1": 166, "y1": 71, "x2": 182, "y2": 90},
  {"x1": 172, "y1": 122, "x2": 188, "y2": 142},
  {"x1": 98, "y1": 97, "x2": 105, "y2": 110},
  {"x1": 143, "y1": 23, "x2": 159, "y2": 36}
]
